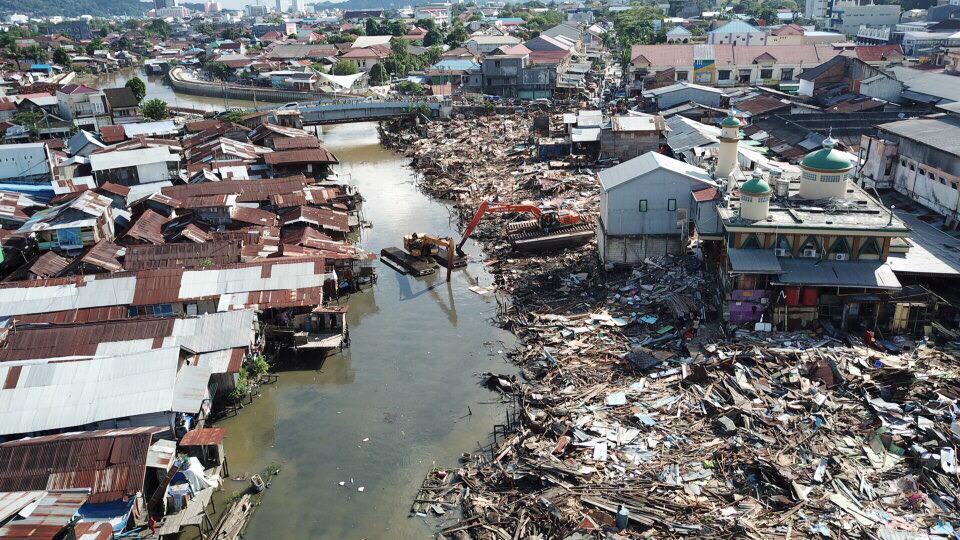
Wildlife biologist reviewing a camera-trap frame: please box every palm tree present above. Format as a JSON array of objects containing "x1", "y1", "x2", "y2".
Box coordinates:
[{"x1": 7, "y1": 43, "x2": 21, "y2": 72}]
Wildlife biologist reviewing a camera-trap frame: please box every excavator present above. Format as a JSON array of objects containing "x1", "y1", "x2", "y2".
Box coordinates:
[
  {"x1": 404, "y1": 233, "x2": 458, "y2": 281},
  {"x1": 455, "y1": 201, "x2": 593, "y2": 256}
]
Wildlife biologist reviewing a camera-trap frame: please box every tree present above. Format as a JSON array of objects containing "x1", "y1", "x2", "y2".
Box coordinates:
[
  {"x1": 6, "y1": 43, "x2": 21, "y2": 72},
  {"x1": 365, "y1": 18, "x2": 382, "y2": 36},
  {"x1": 396, "y1": 80, "x2": 424, "y2": 95},
  {"x1": 614, "y1": 6, "x2": 664, "y2": 45},
  {"x1": 207, "y1": 62, "x2": 233, "y2": 81},
  {"x1": 147, "y1": 19, "x2": 171, "y2": 39},
  {"x1": 13, "y1": 110, "x2": 42, "y2": 141},
  {"x1": 386, "y1": 20, "x2": 406, "y2": 36},
  {"x1": 86, "y1": 38, "x2": 104, "y2": 56},
  {"x1": 125, "y1": 76, "x2": 146, "y2": 103},
  {"x1": 369, "y1": 62, "x2": 388, "y2": 85},
  {"x1": 423, "y1": 27, "x2": 444, "y2": 46},
  {"x1": 142, "y1": 98, "x2": 168, "y2": 120},
  {"x1": 332, "y1": 59, "x2": 359, "y2": 75},
  {"x1": 25, "y1": 45, "x2": 47, "y2": 63},
  {"x1": 422, "y1": 45, "x2": 443, "y2": 68},
  {"x1": 445, "y1": 21, "x2": 468, "y2": 47},
  {"x1": 52, "y1": 47, "x2": 70, "y2": 65}
]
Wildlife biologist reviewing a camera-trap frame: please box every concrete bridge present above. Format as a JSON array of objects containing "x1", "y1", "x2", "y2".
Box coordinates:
[{"x1": 291, "y1": 99, "x2": 453, "y2": 125}]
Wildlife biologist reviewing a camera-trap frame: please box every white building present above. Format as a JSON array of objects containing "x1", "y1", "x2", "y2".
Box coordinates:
[
  {"x1": 414, "y1": 3, "x2": 452, "y2": 24},
  {"x1": 89, "y1": 146, "x2": 181, "y2": 186},
  {"x1": 707, "y1": 20, "x2": 766, "y2": 46},
  {"x1": 829, "y1": 1, "x2": 901, "y2": 36},
  {"x1": 597, "y1": 152, "x2": 717, "y2": 265},
  {"x1": 0, "y1": 142, "x2": 54, "y2": 183}
]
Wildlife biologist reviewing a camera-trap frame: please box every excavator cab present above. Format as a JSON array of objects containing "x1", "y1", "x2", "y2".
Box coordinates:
[
  {"x1": 538, "y1": 210, "x2": 563, "y2": 231},
  {"x1": 403, "y1": 233, "x2": 440, "y2": 258}
]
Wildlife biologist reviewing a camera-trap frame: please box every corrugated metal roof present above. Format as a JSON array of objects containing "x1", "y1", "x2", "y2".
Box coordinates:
[
  {"x1": 123, "y1": 209, "x2": 170, "y2": 245},
  {"x1": 81, "y1": 239, "x2": 123, "y2": 272},
  {"x1": 0, "y1": 428, "x2": 161, "y2": 503},
  {"x1": 0, "y1": 349, "x2": 203, "y2": 436},
  {"x1": 726, "y1": 248, "x2": 783, "y2": 274},
  {"x1": 263, "y1": 147, "x2": 338, "y2": 165},
  {"x1": 279, "y1": 206, "x2": 350, "y2": 233},
  {"x1": 0, "y1": 490, "x2": 91, "y2": 539},
  {"x1": 773, "y1": 259, "x2": 902, "y2": 289},
  {"x1": 89, "y1": 146, "x2": 177, "y2": 172},
  {"x1": 161, "y1": 176, "x2": 308, "y2": 203},
  {"x1": 123, "y1": 240, "x2": 242, "y2": 270},
  {"x1": 0, "y1": 490, "x2": 46, "y2": 523},
  {"x1": 598, "y1": 151, "x2": 716, "y2": 192},
  {"x1": 231, "y1": 206, "x2": 279, "y2": 227},
  {"x1": 0, "y1": 275, "x2": 137, "y2": 317},
  {"x1": 28, "y1": 252, "x2": 72, "y2": 278},
  {"x1": 179, "y1": 427, "x2": 226, "y2": 447}
]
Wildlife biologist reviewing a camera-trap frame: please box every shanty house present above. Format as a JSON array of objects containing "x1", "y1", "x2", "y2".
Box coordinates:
[
  {"x1": 601, "y1": 115, "x2": 669, "y2": 163},
  {"x1": 17, "y1": 190, "x2": 115, "y2": 251},
  {"x1": 89, "y1": 146, "x2": 181, "y2": 186},
  {"x1": 598, "y1": 152, "x2": 717, "y2": 265}
]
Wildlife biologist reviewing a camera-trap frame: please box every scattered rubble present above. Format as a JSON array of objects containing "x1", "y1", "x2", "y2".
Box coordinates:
[{"x1": 391, "y1": 114, "x2": 960, "y2": 539}]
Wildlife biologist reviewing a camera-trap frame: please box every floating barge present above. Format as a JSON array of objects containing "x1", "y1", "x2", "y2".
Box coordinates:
[
  {"x1": 380, "y1": 247, "x2": 437, "y2": 276},
  {"x1": 506, "y1": 220, "x2": 595, "y2": 253}
]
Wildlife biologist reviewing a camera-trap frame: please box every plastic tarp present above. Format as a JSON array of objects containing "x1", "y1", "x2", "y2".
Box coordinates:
[
  {"x1": 78, "y1": 498, "x2": 135, "y2": 533},
  {"x1": 170, "y1": 457, "x2": 220, "y2": 494},
  {"x1": 317, "y1": 71, "x2": 365, "y2": 89}
]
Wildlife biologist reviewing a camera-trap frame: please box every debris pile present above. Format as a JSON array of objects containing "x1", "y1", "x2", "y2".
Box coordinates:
[{"x1": 390, "y1": 114, "x2": 960, "y2": 539}]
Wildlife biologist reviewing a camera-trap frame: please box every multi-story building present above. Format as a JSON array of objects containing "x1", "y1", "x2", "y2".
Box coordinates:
[
  {"x1": 414, "y1": 3, "x2": 452, "y2": 25},
  {"x1": 245, "y1": 4, "x2": 269, "y2": 17},
  {"x1": 829, "y1": 1, "x2": 901, "y2": 36},
  {"x1": 628, "y1": 43, "x2": 903, "y2": 94},
  {"x1": 154, "y1": 0, "x2": 177, "y2": 9},
  {"x1": 707, "y1": 20, "x2": 767, "y2": 46},
  {"x1": 56, "y1": 84, "x2": 111, "y2": 131}
]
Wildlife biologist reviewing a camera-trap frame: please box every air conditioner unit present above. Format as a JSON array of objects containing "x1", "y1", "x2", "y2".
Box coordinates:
[
  {"x1": 834, "y1": 253, "x2": 848, "y2": 261},
  {"x1": 802, "y1": 248, "x2": 818, "y2": 258},
  {"x1": 775, "y1": 248, "x2": 787, "y2": 257}
]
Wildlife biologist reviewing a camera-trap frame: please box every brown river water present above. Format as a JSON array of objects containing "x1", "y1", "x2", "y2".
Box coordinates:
[{"x1": 95, "y1": 68, "x2": 517, "y2": 539}]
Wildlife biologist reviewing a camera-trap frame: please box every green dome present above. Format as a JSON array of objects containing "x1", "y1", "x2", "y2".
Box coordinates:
[
  {"x1": 741, "y1": 175, "x2": 771, "y2": 195},
  {"x1": 721, "y1": 116, "x2": 741, "y2": 127},
  {"x1": 801, "y1": 136, "x2": 852, "y2": 171}
]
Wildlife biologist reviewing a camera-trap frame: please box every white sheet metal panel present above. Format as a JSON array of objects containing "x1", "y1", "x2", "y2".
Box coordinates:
[
  {"x1": 198, "y1": 349, "x2": 235, "y2": 373},
  {"x1": 167, "y1": 309, "x2": 256, "y2": 353},
  {"x1": 178, "y1": 262, "x2": 334, "y2": 301},
  {"x1": 0, "y1": 348, "x2": 181, "y2": 436},
  {"x1": 0, "y1": 275, "x2": 137, "y2": 317},
  {"x1": 171, "y1": 364, "x2": 211, "y2": 413}
]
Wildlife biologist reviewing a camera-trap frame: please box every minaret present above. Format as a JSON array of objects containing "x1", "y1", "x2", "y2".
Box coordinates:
[
  {"x1": 739, "y1": 170, "x2": 772, "y2": 221},
  {"x1": 716, "y1": 111, "x2": 741, "y2": 179}
]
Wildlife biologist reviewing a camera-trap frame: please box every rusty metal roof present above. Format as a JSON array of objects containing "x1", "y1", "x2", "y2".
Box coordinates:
[
  {"x1": 14, "y1": 306, "x2": 130, "y2": 325},
  {"x1": 123, "y1": 209, "x2": 170, "y2": 245},
  {"x1": 28, "y1": 252, "x2": 72, "y2": 278},
  {"x1": 231, "y1": 206, "x2": 278, "y2": 227},
  {"x1": 273, "y1": 136, "x2": 321, "y2": 150},
  {"x1": 179, "y1": 427, "x2": 227, "y2": 446},
  {"x1": 0, "y1": 318, "x2": 176, "y2": 361},
  {"x1": 0, "y1": 490, "x2": 92, "y2": 539},
  {"x1": 81, "y1": 239, "x2": 123, "y2": 272},
  {"x1": 263, "y1": 147, "x2": 338, "y2": 166},
  {"x1": 0, "y1": 428, "x2": 162, "y2": 504},
  {"x1": 279, "y1": 206, "x2": 350, "y2": 234},
  {"x1": 161, "y1": 175, "x2": 309, "y2": 203},
  {"x1": 123, "y1": 240, "x2": 242, "y2": 271}
]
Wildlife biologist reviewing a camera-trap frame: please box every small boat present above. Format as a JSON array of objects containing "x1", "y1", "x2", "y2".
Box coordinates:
[{"x1": 250, "y1": 474, "x2": 266, "y2": 493}]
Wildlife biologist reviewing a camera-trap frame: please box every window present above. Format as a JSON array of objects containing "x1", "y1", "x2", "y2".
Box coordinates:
[
  {"x1": 909, "y1": 163, "x2": 915, "y2": 171},
  {"x1": 741, "y1": 233, "x2": 762, "y2": 249},
  {"x1": 774, "y1": 235, "x2": 792, "y2": 257},
  {"x1": 900, "y1": 159, "x2": 906, "y2": 167},
  {"x1": 919, "y1": 168, "x2": 926, "y2": 176},
  {"x1": 667, "y1": 198, "x2": 677, "y2": 211},
  {"x1": 128, "y1": 304, "x2": 175, "y2": 317},
  {"x1": 718, "y1": 69, "x2": 731, "y2": 81},
  {"x1": 828, "y1": 237, "x2": 850, "y2": 260},
  {"x1": 781, "y1": 68, "x2": 794, "y2": 80},
  {"x1": 929, "y1": 172, "x2": 936, "y2": 180},
  {"x1": 953, "y1": 182, "x2": 959, "y2": 190},
  {"x1": 676, "y1": 71, "x2": 689, "y2": 81},
  {"x1": 858, "y1": 238, "x2": 881, "y2": 260},
  {"x1": 760, "y1": 68, "x2": 773, "y2": 79},
  {"x1": 799, "y1": 236, "x2": 821, "y2": 258},
  {"x1": 638, "y1": 199, "x2": 647, "y2": 212}
]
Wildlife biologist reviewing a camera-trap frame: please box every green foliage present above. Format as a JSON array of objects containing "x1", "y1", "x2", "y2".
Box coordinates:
[
  {"x1": 332, "y1": 59, "x2": 359, "y2": 75},
  {"x1": 206, "y1": 61, "x2": 233, "y2": 81},
  {"x1": 250, "y1": 354, "x2": 270, "y2": 378},
  {"x1": 0, "y1": 0, "x2": 145, "y2": 17},
  {"x1": 396, "y1": 80, "x2": 423, "y2": 95},
  {"x1": 422, "y1": 45, "x2": 443, "y2": 68},
  {"x1": 614, "y1": 6, "x2": 664, "y2": 45},
  {"x1": 125, "y1": 76, "x2": 146, "y2": 102},
  {"x1": 229, "y1": 367, "x2": 249, "y2": 401},
  {"x1": 52, "y1": 47, "x2": 69, "y2": 65},
  {"x1": 147, "y1": 19, "x2": 171, "y2": 39},
  {"x1": 325, "y1": 33, "x2": 354, "y2": 44},
  {"x1": 415, "y1": 18, "x2": 436, "y2": 31},
  {"x1": 364, "y1": 17, "x2": 381, "y2": 36},
  {"x1": 445, "y1": 20, "x2": 468, "y2": 47},
  {"x1": 221, "y1": 26, "x2": 246, "y2": 40},
  {"x1": 423, "y1": 28, "x2": 444, "y2": 46},
  {"x1": 24, "y1": 44, "x2": 46, "y2": 63},
  {"x1": 142, "y1": 98, "x2": 168, "y2": 120},
  {"x1": 221, "y1": 110, "x2": 246, "y2": 123},
  {"x1": 369, "y1": 62, "x2": 388, "y2": 85},
  {"x1": 13, "y1": 110, "x2": 42, "y2": 140},
  {"x1": 523, "y1": 9, "x2": 563, "y2": 33}
]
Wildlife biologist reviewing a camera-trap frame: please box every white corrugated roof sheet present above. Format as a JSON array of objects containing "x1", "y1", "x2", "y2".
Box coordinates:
[
  {"x1": 0, "y1": 348, "x2": 200, "y2": 436},
  {"x1": 0, "y1": 275, "x2": 137, "y2": 316},
  {"x1": 89, "y1": 146, "x2": 177, "y2": 172}
]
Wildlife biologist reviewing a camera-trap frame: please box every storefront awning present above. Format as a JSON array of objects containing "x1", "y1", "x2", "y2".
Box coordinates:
[
  {"x1": 772, "y1": 259, "x2": 901, "y2": 290},
  {"x1": 727, "y1": 248, "x2": 783, "y2": 274}
]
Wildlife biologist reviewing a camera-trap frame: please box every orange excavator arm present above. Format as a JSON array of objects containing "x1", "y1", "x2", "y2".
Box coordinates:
[{"x1": 456, "y1": 201, "x2": 543, "y2": 255}]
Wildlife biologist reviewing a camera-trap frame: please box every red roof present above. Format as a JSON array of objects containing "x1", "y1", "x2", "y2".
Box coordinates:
[
  {"x1": 231, "y1": 206, "x2": 279, "y2": 227},
  {"x1": 279, "y1": 205, "x2": 350, "y2": 233},
  {"x1": 854, "y1": 44, "x2": 903, "y2": 62},
  {"x1": 179, "y1": 427, "x2": 227, "y2": 446},
  {"x1": 692, "y1": 187, "x2": 719, "y2": 202},
  {"x1": 0, "y1": 427, "x2": 162, "y2": 504},
  {"x1": 124, "y1": 209, "x2": 170, "y2": 245},
  {"x1": 264, "y1": 147, "x2": 338, "y2": 165},
  {"x1": 99, "y1": 125, "x2": 127, "y2": 144},
  {"x1": 59, "y1": 83, "x2": 100, "y2": 95},
  {"x1": 162, "y1": 175, "x2": 310, "y2": 203}
]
